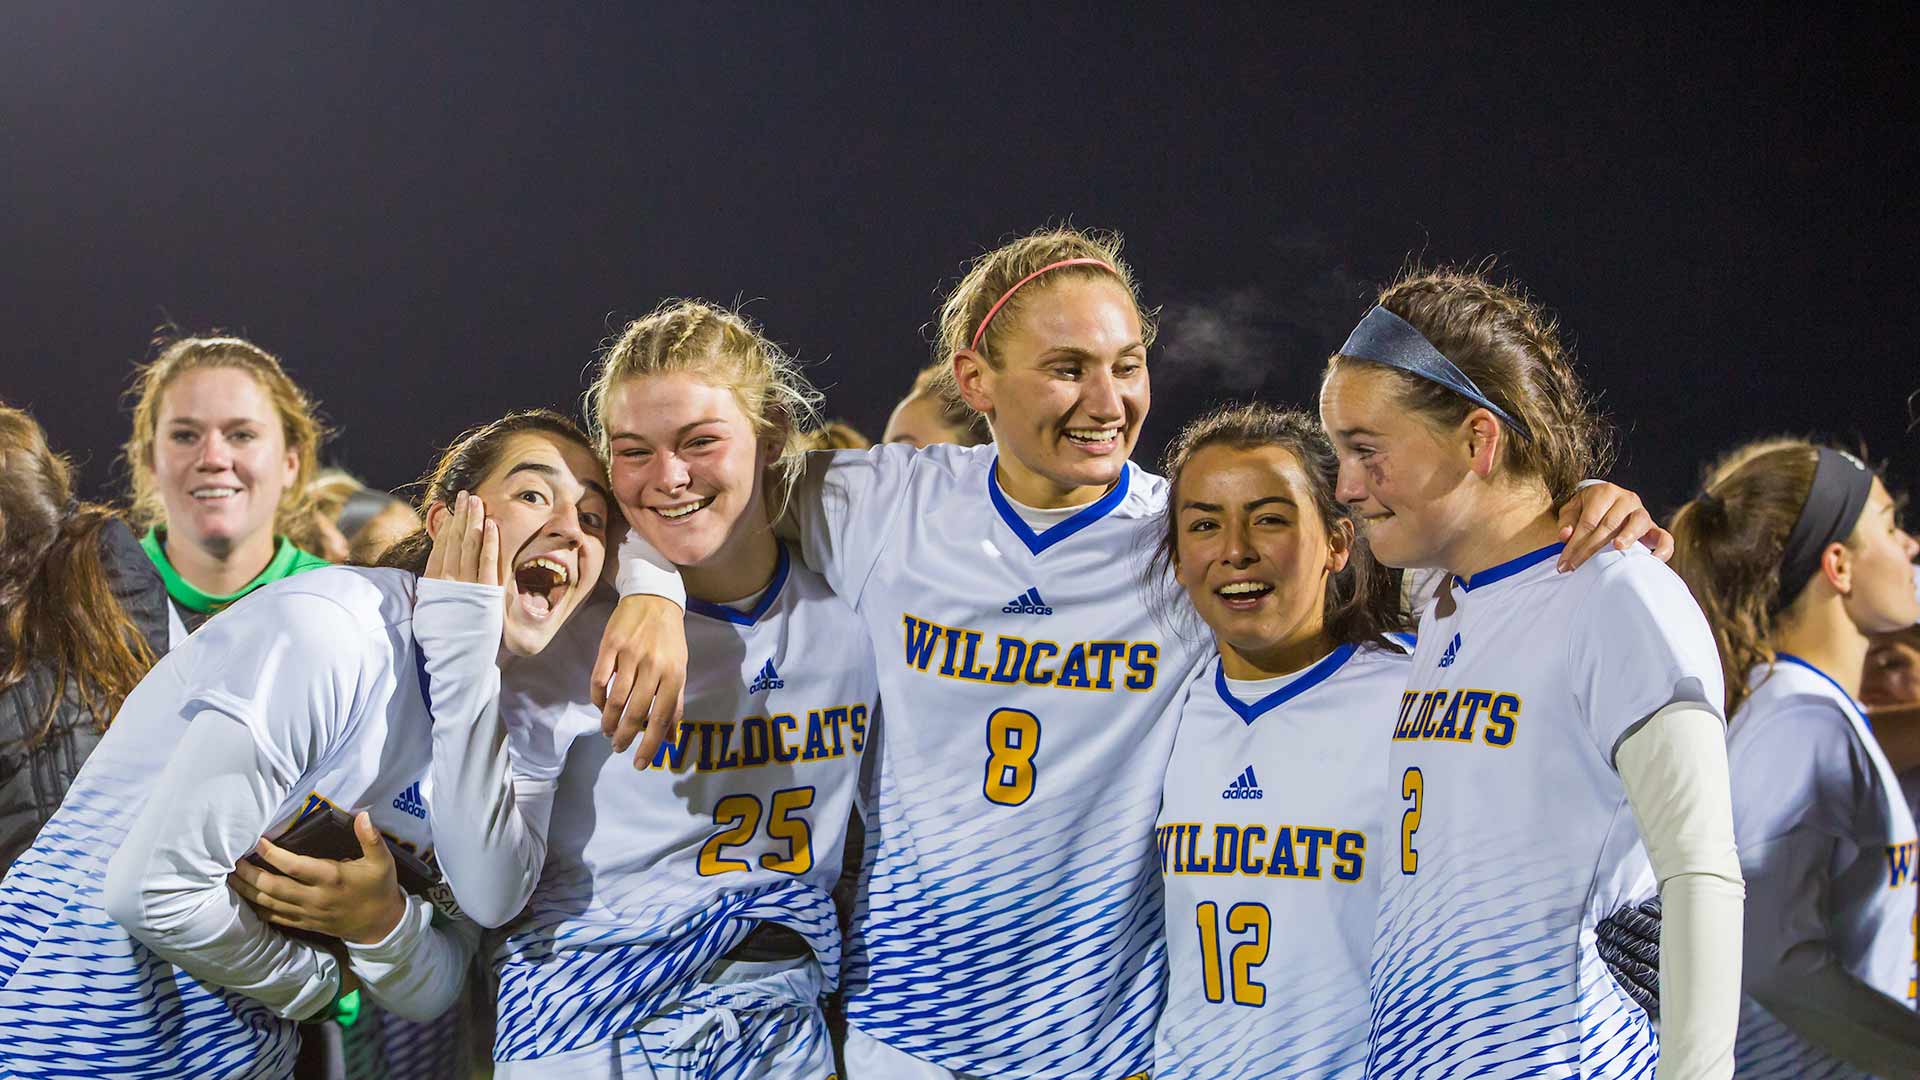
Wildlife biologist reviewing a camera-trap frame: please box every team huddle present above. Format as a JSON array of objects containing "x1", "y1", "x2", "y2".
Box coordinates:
[{"x1": 2, "y1": 225, "x2": 1918, "y2": 1080}]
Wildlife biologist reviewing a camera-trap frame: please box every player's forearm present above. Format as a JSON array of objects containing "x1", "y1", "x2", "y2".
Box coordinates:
[
  {"x1": 1741, "y1": 828, "x2": 1920, "y2": 1072},
  {"x1": 415, "y1": 579, "x2": 554, "y2": 927},
  {"x1": 1616, "y1": 702, "x2": 1743, "y2": 1080},
  {"x1": 103, "y1": 714, "x2": 341, "y2": 1020},
  {"x1": 347, "y1": 895, "x2": 480, "y2": 1021}
]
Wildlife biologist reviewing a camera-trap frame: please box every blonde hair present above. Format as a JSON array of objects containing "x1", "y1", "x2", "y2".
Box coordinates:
[
  {"x1": 121, "y1": 334, "x2": 327, "y2": 538},
  {"x1": 585, "y1": 300, "x2": 822, "y2": 520},
  {"x1": 901, "y1": 362, "x2": 991, "y2": 446},
  {"x1": 804, "y1": 421, "x2": 872, "y2": 452},
  {"x1": 930, "y1": 226, "x2": 1156, "y2": 412}
]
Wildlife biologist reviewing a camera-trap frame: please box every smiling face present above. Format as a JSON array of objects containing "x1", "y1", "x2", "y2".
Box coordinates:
[
  {"x1": 1839, "y1": 478, "x2": 1920, "y2": 636},
  {"x1": 1319, "y1": 362, "x2": 1482, "y2": 571},
  {"x1": 149, "y1": 366, "x2": 299, "y2": 558},
  {"x1": 1173, "y1": 443, "x2": 1348, "y2": 674},
  {"x1": 605, "y1": 371, "x2": 775, "y2": 595},
  {"x1": 441, "y1": 430, "x2": 609, "y2": 657},
  {"x1": 956, "y1": 276, "x2": 1149, "y2": 507}
]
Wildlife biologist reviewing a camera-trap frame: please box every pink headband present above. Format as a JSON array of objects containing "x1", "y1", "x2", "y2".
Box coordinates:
[{"x1": 969, "y1": 257, "x2": 1119, "y2": 352}]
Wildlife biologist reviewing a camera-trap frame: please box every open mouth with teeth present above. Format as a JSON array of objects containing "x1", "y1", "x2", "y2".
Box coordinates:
[
  {"x1": 653, "y1": 496, "x2": 715, "y2": 521},
  {"x1": 1063, "y1": 428, "x2": 1121, "y2": 449},
  {"x1": 1215, "y1": 581, "x2": 1275, "y2": 609},
  {"x1": 513, "y1": 555, "x2": 572, "y2": 619},
  {"x1": 190, "y1": 486, "x2": 242, "y2": 502}
]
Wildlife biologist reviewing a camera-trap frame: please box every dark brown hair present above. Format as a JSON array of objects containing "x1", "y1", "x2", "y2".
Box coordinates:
[
  {"x1": 1148, "y1": 402, "x2": 1405, "y2": 649},
  {"x1": 1326, "y1": 266, "x2": 1612, "y2": 505},
  {"x1": 378, "y1": 409, "x2": 603, "y2": 575},
  {"x1": 1670, "y1": 440, "x2": 1824, "y2": 717},
  {"x1": 1, "y1": 404, "x2": 157, "y2": 738}
]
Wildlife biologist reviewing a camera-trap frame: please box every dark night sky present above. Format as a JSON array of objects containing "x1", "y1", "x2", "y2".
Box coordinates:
[{"x1": 4, "y1": 5, "x2": 1916, "y2": 513}]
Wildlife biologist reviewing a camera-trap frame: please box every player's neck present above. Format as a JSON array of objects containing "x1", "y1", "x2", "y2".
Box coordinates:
[
  {"x1": 681, "y1": 525, "x2": 780, "y2": 606},
  {"x1": 1441, "y1": 497, "x2": 1560, "y2": 582},
  {"x1": 1220, "y1": 626, "x2": 1336, "y2": 681},
  {"x1": 163, "y1": 527, "x2": 278, "y2": 598},
  {"x1": 1772, "y1": 601, "x2": 1870, "y2": 701},
  {"x1": 994, "y1": 456, "x2": 1110, "y2": 510}
]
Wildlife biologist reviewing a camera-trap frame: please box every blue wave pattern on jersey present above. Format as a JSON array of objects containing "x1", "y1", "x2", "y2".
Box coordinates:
[
  {"x1": 843, "y1": 753, "x2": 1167, "y2": 1078},
  {"x1": 0, "y1": 767, "x2": 296, "y2": 1079},
  {"x1": 1367, "y1": 842, "x2": 1656, "y2": 1079},
  {"x1": 1735, "y1": 1000, "x2": 1871, "y2": 1080},
  {"x1": 492, "y1": 878, "x2": 840, "y2": 1061},
  {"x1": 1154, "y1": 954, "x2": 1363, "y2": 1079}
]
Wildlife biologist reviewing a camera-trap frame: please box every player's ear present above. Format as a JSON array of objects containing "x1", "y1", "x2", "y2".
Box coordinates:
[
  {"x1": 953, "y1": 350, "x2": 996, "y2": 417},
  {"x1": 1326, "y1": 517, "x2": 1354, "y2": 576},
  {"x1": 1819, "y1": 540, "x2": 1853, "y2": 599},
  {"x1": 424, "y1": 499, "x2": 452, "y2": 540},
  {"x1": 1463, "y1": 408, "x2": 1502, "y2": 479}
]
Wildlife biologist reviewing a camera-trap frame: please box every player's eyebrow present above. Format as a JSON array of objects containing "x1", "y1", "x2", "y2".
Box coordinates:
[
  {"x1": 1180, "y1": 495, "x2": 1298, "y2": 514},
  {"x1": 1333, "y1": 425, "x2": 1384, "y2": 440},
  {"x1": 1036, "y1": 342, "x2": 1146, "y2": 362},
  {"x1": 607, "y1": 418, "x2": 727, "y2": 444},
  {"x1": 506, "y1": 460, "x2": 610, "y2": 506},
  {"x1": 1244, "y1": 495, "x2": 1297, "y2": 511}
]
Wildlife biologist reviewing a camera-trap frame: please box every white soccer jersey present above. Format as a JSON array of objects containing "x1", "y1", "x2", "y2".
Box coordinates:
[
  {"x1": 1730, "y1": 655, "x2": 1920, "y2": 1078},
  {"x1": 795, "y1": 442, "x2": 1205, "y2": 1079},
  {"x1": 490, "y1": 546, "x2": 875, "y2": 1062},
  {"x1": 0, "y1": 568, "x2": 474, "y2": 1080},
  {"x1": 1368, "y1": 542, "x2": 1723, "y2": 1079},
  {"x1": 1155, "y1": 642, "x2": 1408, "y2": 1080}
]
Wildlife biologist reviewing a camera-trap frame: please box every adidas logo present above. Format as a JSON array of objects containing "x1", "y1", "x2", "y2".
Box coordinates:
[
  {"x1": 1222, "y1": 766, "x2": 1264, "y2": 800},
  {"x1": 391, "y1": 781, "x2": 428, "y2": 820},
  {"x1": 1438, "y1": 633, "x2": 1461, "y2": 668},
  {"x1": 748, "y1": 658, "x2": 785, "y2": 694},
  {"x1": 1001, "y1": 587, "x2": 1053, "y2": 616}
]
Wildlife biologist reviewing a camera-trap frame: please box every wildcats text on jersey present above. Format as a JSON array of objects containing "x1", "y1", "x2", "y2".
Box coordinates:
[
  {"x1": 1156, "y1": 821, "x2": 1366, "y2": 882},
  {"x1": 900, "y1": 612, "x2": 1158, "y2": 691},
  {"x1": 643, "y1": 705, "x2": 871, "y2": 772},
  {"x1": 1391, "y1": 688, "x2": 1521, "y2": 746}
]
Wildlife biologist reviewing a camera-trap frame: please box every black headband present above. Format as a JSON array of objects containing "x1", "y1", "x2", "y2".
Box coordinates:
[
  {"x1": 1773, "y1": 447, "x2": 1874, "y2": 613},
  {"x1": 337, "y1": 486, "x2": 401, "y2": 540},
  {"x1": 1337, "y1": 306, "x2": 1533, "y2": 443}
]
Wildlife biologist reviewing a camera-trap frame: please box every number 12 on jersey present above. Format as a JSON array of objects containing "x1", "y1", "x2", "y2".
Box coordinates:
[{"x1": 983, "y1": 708, "x2": 1041, "y2": 806}]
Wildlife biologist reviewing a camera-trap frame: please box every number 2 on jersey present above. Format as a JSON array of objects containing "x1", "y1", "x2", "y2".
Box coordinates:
[
  {"x1": 983, "y1": 708, "x2": 1042, "y2": 806},
  {"x1": 697, "y1": 786, "x2": 815, "y2": 876},
  {"x1": 1400, "y1": 767, "x2": 1423, "y2": 875}
]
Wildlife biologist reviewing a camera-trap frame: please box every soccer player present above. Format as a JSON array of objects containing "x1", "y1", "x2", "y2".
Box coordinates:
[
  {"x1": 0, "y1": 409, "x2": 610, "y2": 1078},
  {"x1": 596, "y1": 230, "x2": 1671, "y2": 1080},
  {"x1": 419, "y1": 301, "x2": 875, "y2": 1078},
  {"x1": 120, "y1": 334, "x2": 333, "y2": 643},
  {"x1": 1148, "y1": 403, "x2": 1409, "y2": 1077},
  {"x1": 1319, "y1": 268, "x2": 1745, "y2": 1079},
  {"x1": 1672, "y1": 440, "x2": 1920, "y2": 1076}
]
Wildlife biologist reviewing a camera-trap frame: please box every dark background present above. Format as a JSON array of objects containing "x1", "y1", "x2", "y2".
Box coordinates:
[{"x1": 5, "y1": 5, "x2": 1916, "y2": 513}]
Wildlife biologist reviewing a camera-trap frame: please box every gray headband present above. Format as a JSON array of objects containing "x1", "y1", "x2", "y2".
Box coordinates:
[
  {"x1": 1773, "y1": 447, "x2": 1874, "y2": 613},
  {"x1": 1337, "y1": 306, "x2": 1533, "y2": 443}
]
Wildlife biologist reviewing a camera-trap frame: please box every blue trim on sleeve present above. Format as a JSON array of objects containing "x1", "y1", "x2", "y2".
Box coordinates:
[
  {"x1": 1214, "y1": 643, "x2": 1359, "y2": 725},
  {"x1": 1454, "y1": 542, "x2": 1565, "y2": 592},
  {"x1": 686, "y1": 545, "x2": 791, "y2": 626},
  {"x1": 987, "y1": 458, "x2": 1132, "y2": 557}
]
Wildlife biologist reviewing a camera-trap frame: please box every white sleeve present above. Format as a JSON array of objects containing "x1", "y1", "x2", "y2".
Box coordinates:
[
  {"x1": 413, "y1": 577, "x2": 560, "y2": 927},
  {"x1": 104, "y1": 712, "x2": 343, "y2": 1021},
  {"x1": 345, "y1": 893, "x2": 481, "y2": 1021},
  {"x1": 788, "y1": 445, "x2": 919, "y2": 602},
  {"x1": 613, "y1": 527, "x2": 687, "y2": 606},
  {"x1": 103, "y1": 590, "x2": 374, "y2": 1021},
  {"x1": 1616, "y1": 702, "x2": 1744, "y2": 1080}
]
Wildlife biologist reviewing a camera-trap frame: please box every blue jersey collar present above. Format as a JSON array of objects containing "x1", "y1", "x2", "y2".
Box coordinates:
[
  {"x1": 1215, "y1": 643, "x2": 1359, "y2": 725},
  {"x1": 987, "y1": 457, "x2": 1132, "y2": 557},
  {"x1": 686, "y1": 544, "x2": 791, "y2": 626},
  {"x1": 1773, "y1": 652, "x2": 1873, "y2": 731},
  {"x1": 1454, "y1": 542, "x2": 1565, "y2": 593}
]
